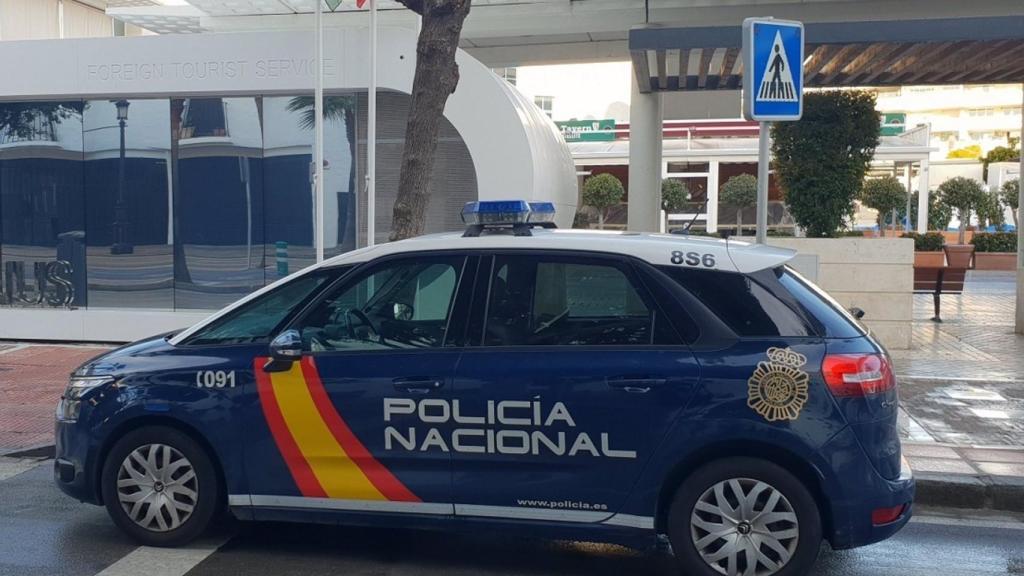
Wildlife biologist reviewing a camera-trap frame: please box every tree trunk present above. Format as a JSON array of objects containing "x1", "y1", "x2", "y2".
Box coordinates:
[
  {"x1": 736, "y1": 208, "x2": 743, "y2": 236},
  {"x1": 958, "y1": 212, "x2": 967, "y2": 245},
  {"x1": 598, "y1": 210, "x2": 605, "y2": 229},
  {"x1": 390, "y1": 0, "x2": 472, "y2": 241}
]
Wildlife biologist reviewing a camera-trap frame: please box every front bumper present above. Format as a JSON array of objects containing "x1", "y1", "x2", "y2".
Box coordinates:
[
  {"x1": 54, "y1": 420, "x2": 102, "y2": 505},
  {"x1": 817, "y1": 427, "x2": 915, "y2": 550}
]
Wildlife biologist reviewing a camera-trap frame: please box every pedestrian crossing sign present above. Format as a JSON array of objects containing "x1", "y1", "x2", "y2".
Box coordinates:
[{"x1": 742, "y1": 18, "x2": 804, "y2": 121}]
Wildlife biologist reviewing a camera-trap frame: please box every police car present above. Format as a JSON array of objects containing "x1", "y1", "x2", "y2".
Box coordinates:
[{"x1": 56, "y1": 200, "x2": 913, "y2": 576}]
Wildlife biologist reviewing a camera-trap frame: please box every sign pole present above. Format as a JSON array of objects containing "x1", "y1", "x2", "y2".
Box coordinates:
[
  {"x1": 314, "y1": 0, "x2": 324, "y2": 262},
  {"x1": 742, "y1": 17, "x2": 803, "y2": 244},
  {"x1": 756, "y1": 121, "x2": 770, "y2": 244},
  {"x1": 366, "y1": 0, "x2": 377, "y2": 247}
]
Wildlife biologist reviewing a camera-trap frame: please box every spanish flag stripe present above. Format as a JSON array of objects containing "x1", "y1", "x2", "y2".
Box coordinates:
[
  {"x1": 268, "y1": 361, "x2": 385, "y2": 500},
  {"x1": 253, "y1": 358, "x2": 327, "y2": 498},
  {"x1": 299, "y1": 357, "x2": 421, "y2": 502}
]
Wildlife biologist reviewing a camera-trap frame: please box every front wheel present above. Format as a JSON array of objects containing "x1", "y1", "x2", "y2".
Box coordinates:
[
  {"x1": 100, "y1": 426, "x2": 219, "y2": 547},
  {"x1": 667, "y1": 457, "x2": 822, "y2": 576}
]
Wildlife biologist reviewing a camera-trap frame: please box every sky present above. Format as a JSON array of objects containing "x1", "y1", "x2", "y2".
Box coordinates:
[{"x1": 513, "y1": 61, "x2": 633, "y2": 123}]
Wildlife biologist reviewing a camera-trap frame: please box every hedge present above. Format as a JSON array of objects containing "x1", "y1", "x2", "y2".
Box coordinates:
[
  {"x1": 901, "y1": 232, "x2": 945, "y2": 252},
  {"x1": 971, "y1": 232, "x2": 1018, "y2": 253}
]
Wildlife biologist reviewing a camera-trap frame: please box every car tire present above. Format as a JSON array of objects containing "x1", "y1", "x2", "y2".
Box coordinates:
[
  {"x1": 100, "y1": 426, "x2": 219, "y2": 547},
  {"x1": 667, "y1": 457, "x2": 822, "y2": 576}
]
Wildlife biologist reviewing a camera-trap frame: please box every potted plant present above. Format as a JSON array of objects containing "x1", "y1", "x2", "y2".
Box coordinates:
[
  {"x1": 936, "y1": 176, "x2": 985, "y2": 263},
  {"x1": 902, "y1": 232, "x2": 945, "y2": 267},
  {"x1": 661, "y1": 178, "x2": 690, "y2": 231},
  {"x1": 860, "y1": 176, "x2": 906, "y2": 236},
  {"x1": 971, "y1": 232, "x2": 1018, "y2": 270}
]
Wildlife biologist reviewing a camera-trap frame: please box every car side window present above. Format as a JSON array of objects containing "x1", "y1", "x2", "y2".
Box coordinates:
[
  {"x1": 658, "y1": 266, "x2": 815, "y2": 337},
  {"x1": 296, "y1": 256, "x2": 465, "y2": 352},
  {"x1": 182, "y1": 269, "x2": 343, "y2": 346},
  {"x1": 484, "y1": 255, "x2": 667, "y2": 346}
]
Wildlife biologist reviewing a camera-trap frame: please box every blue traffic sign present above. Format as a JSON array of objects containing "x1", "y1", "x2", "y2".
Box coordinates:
[{"x1": 743, "y1": 18, "x2": 804, "y2": 121}]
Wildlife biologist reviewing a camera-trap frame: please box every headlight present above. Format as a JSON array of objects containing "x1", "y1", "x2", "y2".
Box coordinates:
[{"x1": 56, "y1": 376, "x2": 114, "y2": 423}]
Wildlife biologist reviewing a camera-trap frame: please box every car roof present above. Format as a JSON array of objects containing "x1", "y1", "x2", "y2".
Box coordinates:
[
  {"x1": 318, "y1": 229, "x2": 795, "y2": 275},
  {"x1": 169, "y1": 228, "x2": 794, "y2": 345}
]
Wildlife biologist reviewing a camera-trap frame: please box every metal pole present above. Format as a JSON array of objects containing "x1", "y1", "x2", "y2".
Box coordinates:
[
  {"x1": 366, "y1": 0, "x2": 378, "y2": 247},
  {"x1": 314, "y1": 0, "x2": 325, "y2": 263},
  {"x1": 755, "y1": 121, "x2": 770, "y2": 243},
  {"x1": 1015, "y1": 86, "x2": 1024, "y2": 334}
]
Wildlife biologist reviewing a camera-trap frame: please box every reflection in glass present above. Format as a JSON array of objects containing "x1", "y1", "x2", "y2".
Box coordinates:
[
  {"x1": 172, "y1": 97, "x2": 265, "y2": 310},
  {"x1": 0, "y1": 101, "x2": 84, "y2": 307},
  {"x1": 263, "y1": 95, "x2": 357, "y2": 284},
  {"x1": 84, "y1": 99, "x2": 173, "y2": 308}
]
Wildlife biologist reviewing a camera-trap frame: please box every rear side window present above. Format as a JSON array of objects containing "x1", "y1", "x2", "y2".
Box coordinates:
[
  {"x1": 658, "y1": 266, "x2": 816, "y2": 337},
  {"x1": 484, "y1": 255, "x2": 678, "y2": 346},
  {"x1": 776, "y1": 267, "x2": 864, "y2": 338}
]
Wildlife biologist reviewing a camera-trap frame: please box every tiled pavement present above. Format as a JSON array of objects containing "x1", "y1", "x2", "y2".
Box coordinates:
[{"x1": 0, "y1": 344, "x2": 110, "y2": 453}]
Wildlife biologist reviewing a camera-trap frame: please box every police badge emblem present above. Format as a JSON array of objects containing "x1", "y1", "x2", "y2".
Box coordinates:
[{"x1": 747, "y1": 347, "x2": 810, "y2": 421}]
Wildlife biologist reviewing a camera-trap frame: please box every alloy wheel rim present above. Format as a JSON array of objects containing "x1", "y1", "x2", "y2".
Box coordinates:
[
  {"x1": 690, "y1": 477, "x2": 799, "y2": 576},
  {"x1": 116, "y1": 443, "x2": 198, "y2": 532}
]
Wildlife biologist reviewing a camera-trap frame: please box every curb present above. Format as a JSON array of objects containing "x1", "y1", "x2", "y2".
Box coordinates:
[
  {"x1": 1, "y1": 444, "x2": 55, "y2": 459},
  {"x1": 915, "y1": 472, "x2": 1024, "y2": 513}
]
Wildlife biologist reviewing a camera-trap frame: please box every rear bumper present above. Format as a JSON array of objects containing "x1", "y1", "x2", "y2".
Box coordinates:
[{"x1": 817, "y1": 427, "x2": 915, "y2": 550}]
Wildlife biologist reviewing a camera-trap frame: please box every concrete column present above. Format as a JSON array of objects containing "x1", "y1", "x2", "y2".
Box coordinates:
[
  {"x1": 628, "y1": 74, "x2": 663, "y2": 232},
  {"x1": 904, "y1": 163, "x2": 912, "y2": 231},
  {"x1": 916, "y1": 158, "x2": 930, "y2": 234},
  {"x1": 707, "y1": 160, "x2": 720, "y2": 233},
  {"x1": 1016, "y1": 87, "x2": 1024, "y2": 334}
]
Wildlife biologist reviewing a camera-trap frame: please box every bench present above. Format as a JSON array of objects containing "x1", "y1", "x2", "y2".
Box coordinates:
[{"x1": 912, "y1": 246, "x2": 974, "y2": 322}]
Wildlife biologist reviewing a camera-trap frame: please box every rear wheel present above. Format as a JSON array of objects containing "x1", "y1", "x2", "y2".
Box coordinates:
[
  {"x1": 100, "y1": 426, "x2": 219, "y2": 547},
  {"x1": 667, "y1": 457, "x2": 821, "y2": 576}
]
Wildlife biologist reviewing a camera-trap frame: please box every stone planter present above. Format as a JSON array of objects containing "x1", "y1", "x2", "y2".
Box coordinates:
[
  {"x1": 914, "y1": 251, "x2": 945, "y2": 267},
  {"x1": 943, "y1": 244, "x2": 976, "y2": 269},
  {"x1": 974, "y1": 252, "x2": 1017, "y2": 271}
]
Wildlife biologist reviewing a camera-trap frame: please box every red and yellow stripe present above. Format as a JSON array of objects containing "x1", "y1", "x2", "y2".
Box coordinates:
[{"x1": 254, "y1": 357, "x2": 419, "y2": 502}]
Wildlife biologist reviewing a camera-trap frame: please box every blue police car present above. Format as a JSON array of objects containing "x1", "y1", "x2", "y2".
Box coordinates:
[{"x1": 56, "y1": 201, "x2": 913, "y2": 576}]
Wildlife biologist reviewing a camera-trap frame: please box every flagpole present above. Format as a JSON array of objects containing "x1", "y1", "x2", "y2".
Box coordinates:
[
  {"x1": 366, "y1": 0, "x2": 377, "y2": 247},
  {"x1": 314, "y1": 0, "x2": 325, "y2": 262}
]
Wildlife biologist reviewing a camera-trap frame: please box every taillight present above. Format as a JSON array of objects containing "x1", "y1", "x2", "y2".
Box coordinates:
[
  {"x1": 822, "y1": 353, "x2": 895, "y2": 397},
  {"x1": 871, "y1": 504, "x2": 906, "y2": 525}
]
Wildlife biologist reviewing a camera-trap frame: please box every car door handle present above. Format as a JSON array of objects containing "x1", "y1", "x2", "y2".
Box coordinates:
[
  {"x1": 606, "y1": 377, "x2": 666, "y2": 394},
  {"x1": 393, "y1": 378, "x2": 444, "y2": 394}
]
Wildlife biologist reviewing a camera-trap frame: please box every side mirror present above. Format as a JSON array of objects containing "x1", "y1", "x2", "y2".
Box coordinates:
[
  {"x1": 269, "y1": 329, "x2": 303, "y2": 362},
  {"x1": 849, "y1": 307, "x2": 866, "y2": 320}
]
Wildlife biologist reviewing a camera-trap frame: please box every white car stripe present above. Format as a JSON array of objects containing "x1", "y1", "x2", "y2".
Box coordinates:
[{"x1": 228, "y1": 494, "x2": 655, "y2": 530}]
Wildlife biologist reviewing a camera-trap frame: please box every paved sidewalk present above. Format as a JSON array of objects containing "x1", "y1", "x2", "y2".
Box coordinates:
[{"x1": 0, "y1": 343, "x2": 111, "y2": 453}]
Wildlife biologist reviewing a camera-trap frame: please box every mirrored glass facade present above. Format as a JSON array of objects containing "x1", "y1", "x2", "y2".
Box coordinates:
[{"x1": 0, "y1": 91, "x2": 477, "y2": 312}]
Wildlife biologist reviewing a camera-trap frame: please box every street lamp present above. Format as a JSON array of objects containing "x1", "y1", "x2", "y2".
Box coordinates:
[{"x1": 111, "y1": 99, "x2": 133, "y2": 255}]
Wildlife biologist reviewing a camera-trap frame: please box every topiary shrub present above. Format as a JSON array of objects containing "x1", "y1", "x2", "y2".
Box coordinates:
[
  {"x1": 901, "y1": 232, "x2": 945, "y2": 252},
  {"x1": 720, "y1": 174, "x2": 758, "y2": 236},
  {"x1": 971, "y1": 232, "x2": 1017, "y2": 253},
  {"x1": 582, "y1": 173, "x2": 624, "y2": 229},
  {"x1": 661, "y1": 178, "x2": 690, "y2": 213},
  {"x1": 772, "y1": 90, "x2": 881, "y2": 237},
  {"x1": 937, "y1": 176, "x2": 986, "y2": 243},
  {"x1": 1001, "y1": 178, "x2": 1019, "y2": 228},
  {"x1": 860, "y1": 176, "x2": 907, "y2": 232},
  {"x1": 910, "y1": 191, "x2": 953, "y2": 232}
]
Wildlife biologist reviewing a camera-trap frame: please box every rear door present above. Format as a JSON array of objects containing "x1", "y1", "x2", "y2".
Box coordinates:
[{"x1": 448, "y1": 251, "x2": 701, "y2": 524}]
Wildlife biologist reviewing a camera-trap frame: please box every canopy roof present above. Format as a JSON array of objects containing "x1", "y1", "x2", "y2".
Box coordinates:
[{"x1": 629, "y1": 16, "x2": 1024, "y2": 93}]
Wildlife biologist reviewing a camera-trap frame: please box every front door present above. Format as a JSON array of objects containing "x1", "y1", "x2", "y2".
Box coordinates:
[
  {"x1": 450, "y1": 252, "x2": 701, "y2": 525},
  {"x1": 246, "y1": 254, "x2": 474, "y2": 518}
]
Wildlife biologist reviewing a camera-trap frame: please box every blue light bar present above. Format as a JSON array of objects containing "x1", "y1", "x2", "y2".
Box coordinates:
[
  {"x1": 527, "y1": 202, "x2": 556, "y2": 224},
  {"x1": 461, "y1": 200, "x2": 531, "y2": 226}
]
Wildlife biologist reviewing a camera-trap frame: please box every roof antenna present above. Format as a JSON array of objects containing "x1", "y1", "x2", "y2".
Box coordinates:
[{"x1": 682, "y1": 198, "x2": 709, "y2": 235}]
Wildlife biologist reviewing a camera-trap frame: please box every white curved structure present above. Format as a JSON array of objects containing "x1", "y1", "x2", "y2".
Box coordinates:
[{"x1": 0, "y1": 27, "x2": 577, "y2": 342}]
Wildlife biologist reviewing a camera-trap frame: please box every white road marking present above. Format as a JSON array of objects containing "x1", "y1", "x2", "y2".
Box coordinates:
[
  {"x1": 0, "y1": 343, "x2": 31, "y2": 355},
  {"x1": 95, "y1": 536, "x2": 231, "y2": 576},
  {"x1": 0, "y1": 458, "x2": 45, "y2": 481}
]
